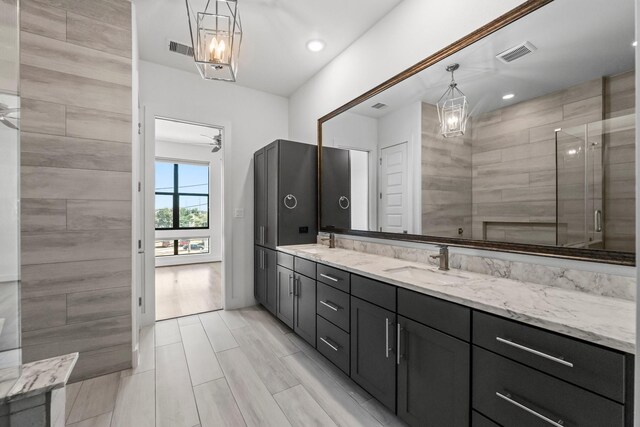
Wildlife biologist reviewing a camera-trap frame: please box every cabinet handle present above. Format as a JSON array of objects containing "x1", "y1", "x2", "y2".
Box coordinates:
[
  {"x1": 496, "y1": 392, "x2": 564, "y2": 427},
  {"x1": 396, "y1": 322, "x2": 402, "y2": 365},
  {"x1": 496, "y1": 337, "x2": 573, "y2": 368},
  {"x1": 319, "y1": 300, "x2": 339, "y2": 311},
  {"x1": 385, "y1": 318, "x2": 390, "y2": 358},
  {"x1": 320, "y1": 273, "x2": 339, "y2": 282},
  {"x1": 259, "y1": 226, "x2": 265, "y2": 244},
  {"x1": 295, "y1": 277, "x2": 300, "y2": 297},
  {"x1": 320, "y1": 337, "x2": 339, "y2": 352},
  {"x1": 288, "y1": 275, "x2": 293, "y2": 296}
]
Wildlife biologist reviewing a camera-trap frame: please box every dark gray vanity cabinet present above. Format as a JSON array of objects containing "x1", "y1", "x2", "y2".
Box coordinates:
[
  {"x1": 254, "y1": 140, "x2": 317, "y2": 249},
  {"x1": 350, "y1": 295, "x2": 397, "y2": 412},
  {"x1": 321, "y1": 146, "x2": 351, "y2": 230},
  {"x1": 254, "y1": 246, "x2": 277, "y2": 314},
  {"x1": 397, "y1": 316, "x2": 470, "y2": 427},
  {"x1": 294, "y1": 272, "x2": 316, "y2": 346},
  {"x1": 276, "y1": 264, "x2": 295, "y2": 328}
]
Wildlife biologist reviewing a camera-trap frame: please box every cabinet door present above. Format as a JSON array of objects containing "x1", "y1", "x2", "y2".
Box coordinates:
[
  {"x1": 294, "y1": 273, "x2": 316, "y2": 346},
  {"x1": 276, "y1": 265, "x2": 294, "y2": 328},
  {"x1": 254, "y1": 246, "x2": 266, "y2": 304},
  {"x1": 397, "y1": 316, "x2": 470, "y2": 427},
  {"x1": 254, "y1": 149, "x2": 266, "y2": 246},
  {"x1": 350, "y1": 296, "x2": 396, "y2": 412},
  {"x1": 265, "y1": 142, "x2": 279, "y2": 248},
  {"x1": 321, "y1": 146, "x2": 351, "y2": 230},
  {"x1": 264, "y1": 248, "x2": 277, "y2": 315}
]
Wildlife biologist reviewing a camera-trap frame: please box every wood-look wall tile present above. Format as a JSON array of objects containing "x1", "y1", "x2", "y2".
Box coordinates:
[
  {"x1": 67, "y1": 12, "x2": 132, "y2": 58},
  {"x1": 20, "y1": 0, "x2": 66, "y2": 41},
  {"x1": 21, "y1": 133, "x2": 131, "y2": 172},
  {"x1": 21, "y1": 294, "x2": 66, "y2": 332},
  {"x1": 21, "y1": 199, "x2": 66, "y2": 232},
  {"x1": 20, "y1": 98, "x2": 66, "y2": 136},
  {"x1": 563, "y1": 96, "x2": 603, "y2": 120},
  {"x1": 21, "y1": 65, "x2": 131, "y2": 115},
  {"x1": 67, "y1": 287, "x2": 131, "y2": 323},
  {"x1": 66, "y1": 106, "x2": 131, "y2": 144},
  {"x1": 21, "y1": 315, "x2": 131, "y2": 356},
  {"x1": 31, "y1": 0, "x2": 131, "y2": 30},
  {"x1": 66, "y1": 200, "x2": 131, "y2": 230},
  {"x1": 22, "y1": 166, "x2": 131, "y2": 200},
  {"x1": 22, "y1": 258, "x2": 130, "y2": 298},
  {"x1": 21, "y1": 32, "x2": 131, "y2": 87},
  {"x1": 22, "y1": 229, "x2": 131, "y2": 265}
]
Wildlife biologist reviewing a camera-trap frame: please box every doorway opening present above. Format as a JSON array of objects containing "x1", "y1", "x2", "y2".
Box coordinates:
[{"x1": 153, "y1": 118, "x2": 223, "y2": 321}]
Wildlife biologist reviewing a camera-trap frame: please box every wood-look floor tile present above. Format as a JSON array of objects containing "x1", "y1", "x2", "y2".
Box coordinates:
[
  {"x1": 193, "y1": 378, "x2": 246, "y2": 427},
  {"x1": 177, "y1": 315, "x2": 201, "y2": 327},
  {"x1": 67, "y1": 412, "x2": 113, "y2": 427},
  {"x1": 199, "y1": 311, "x2": 238, "y2": 353},
  {"x1": 218, "y1": 309, "x2": 248, "y2": 330},
  {"x1": 239, "y1": 307, "x2": 299, "y2": 358},
  {"x1": 360, "y1": 398, "x2": 409, "y2": 427},
  {"x1": 67, "y1": 372, "x2": 120, "y2": 424},
  {"x1": 217, "y1": 347, "x2": 292, "y2": 427},
  {"x1": 274, "y1": 384, "x2": 337, "y2": 427},
  {"x1": 179, "y1": 322, "x2": 224, "y2": 386},
  {"x1": 65, "y1": 381, "x2": 82, "y2": 422},
  {"x1": 282, "y1": 352, "x2": 382, "y2": 427},
  {"x1": 287, "y1": 333, "x2": 371, "y2": 404},
  {"x1": 231, "y1": 326, "x2": 298, "y2": 395},
  {"x1": 111, "y1": 370, "x2": 154, "y2": 427},
  {"x1": 155, "y1": 343, "x2": 200, "y2": 427},
  {"x1": 155, "y1": 319, "x2": 181, "y2": 347}
]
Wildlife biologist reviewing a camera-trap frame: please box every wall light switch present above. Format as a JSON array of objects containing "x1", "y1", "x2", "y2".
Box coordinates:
[{"x1": 234, "y1": 208, "x2": 244, "y2": 218}]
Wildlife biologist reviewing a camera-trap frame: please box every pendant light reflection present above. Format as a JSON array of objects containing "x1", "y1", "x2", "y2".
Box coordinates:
[
  {"x1": 436, "y1": 63, "x2": 469, "y2": 138},
  {"x1": 186, "y1": 0, "x2": 242, "y2": 82}
]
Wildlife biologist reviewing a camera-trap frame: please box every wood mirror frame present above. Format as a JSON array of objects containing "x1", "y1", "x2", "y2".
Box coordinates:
[{"x1": 317, "y1": 0, "x2": 635, "y2": 266}]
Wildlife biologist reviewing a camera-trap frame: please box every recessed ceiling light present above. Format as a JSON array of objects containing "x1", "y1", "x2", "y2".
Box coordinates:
[
  {"x1": 633, "y1": 41, "x2": 637, "y2": 47},
  {"x1": 502, "y1": 93, "x2": 515, "y2": 100},
  {"x1": 306, "y1": 40, "x2": 325, "y2": 52}
]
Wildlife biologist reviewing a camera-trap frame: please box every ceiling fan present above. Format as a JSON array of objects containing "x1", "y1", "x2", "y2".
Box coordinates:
[
  {"x1": 194, "y1": 134, "x2": 222, "y2": 152},
  {"x1": 0, "y1": 103, "x2": 19, "y2": 130}
]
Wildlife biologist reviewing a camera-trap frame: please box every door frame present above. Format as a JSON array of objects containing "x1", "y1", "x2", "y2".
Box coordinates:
[{"x1": 137, "y1": 104, "x2": 232, "y2": 327}]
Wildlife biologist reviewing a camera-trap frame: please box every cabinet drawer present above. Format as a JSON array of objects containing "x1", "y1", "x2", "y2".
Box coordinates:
[
  {"x1": 471, "y1": 411, "x2": 500, "y2": 427},
  {"x1": 473, "y1": 311, "x2": 627, "y2": 403},
  {"x1": 398, "y1": 288, "x2": 470, "y2": 342},
  {"x1": 317, "y1": 315, "x2": 350, "y2": 374},
  {"x1": 473, "y1": 346, "x2": 624, "y2": 427},
  {"x1": 294, "y1": 257, "x2": 316, "y2": 279},
  {"x1": 277, "y1": 252, "x2": 293, "y2": 270},
  {"x1": 317, "y1": 282, "x2": 349, "y2": 332},
  {"x1": 351, "y1": 275, "x2": 395, "y2": 311},
  {"x1": 316, "y1": 264, "x2": 350, "y2": 292}
]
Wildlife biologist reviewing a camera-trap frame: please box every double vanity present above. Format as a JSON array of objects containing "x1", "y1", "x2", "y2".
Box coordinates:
[{"x1": 254, "y1": 243, "x2": 634, "y2": 427}]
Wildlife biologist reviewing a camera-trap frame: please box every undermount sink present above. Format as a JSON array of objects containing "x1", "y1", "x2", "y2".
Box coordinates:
[{"x1": 383, "y1": 265, "x2": 469, "y2": 285}]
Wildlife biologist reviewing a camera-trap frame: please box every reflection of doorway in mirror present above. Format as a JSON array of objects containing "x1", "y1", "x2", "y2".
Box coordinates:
[
  {"x1": 379, "y1": 142, "x2": 409, "y2": 233},
  {"x1": 349, "y1": 149, "x2": 369, "y2": 230}
]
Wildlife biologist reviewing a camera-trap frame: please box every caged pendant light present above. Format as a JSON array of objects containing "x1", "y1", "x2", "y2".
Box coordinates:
[
  {"x1": 185, "y1": 0, "x2": 242, "y2": 82},
  {"x1": 436, "y1": 63, "x2": 468, "y2": 138}
]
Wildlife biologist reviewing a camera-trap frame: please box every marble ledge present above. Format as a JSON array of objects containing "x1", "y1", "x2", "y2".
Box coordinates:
[
  {"x1": 1, "y1": 353, "x2": 78, "y2": 404},
  {"x1": 278, "y1": 244, "x2": 636, "y2": 354}
]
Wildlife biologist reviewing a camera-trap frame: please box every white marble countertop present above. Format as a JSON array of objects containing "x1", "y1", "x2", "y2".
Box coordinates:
[
  {"x1": 278, "y1": 244, "x2": 636, "y2": 354},
  {"x1": 1, "y1": 352, "x2": 78, "y2": 403}
]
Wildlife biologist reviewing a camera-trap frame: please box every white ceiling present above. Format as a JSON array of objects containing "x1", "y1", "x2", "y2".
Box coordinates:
[
  {"x1": 350, "y1": 0, "x2": 635, "y2": 119},
  {"x1": 155, "y1": 118, "x2": 222, "y2": 146},
  {"x1": 135, "y1": 0, "x2": 402, "y2": 96}
]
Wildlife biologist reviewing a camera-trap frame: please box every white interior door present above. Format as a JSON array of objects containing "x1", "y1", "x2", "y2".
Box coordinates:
[{"x1": 379, "y1": 142, "x2": 409, "y2": 233}]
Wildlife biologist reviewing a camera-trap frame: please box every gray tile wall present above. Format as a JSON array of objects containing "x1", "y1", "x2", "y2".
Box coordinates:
[{"x1": 19, "y1": 0, "x2": 132, "y2": 382}]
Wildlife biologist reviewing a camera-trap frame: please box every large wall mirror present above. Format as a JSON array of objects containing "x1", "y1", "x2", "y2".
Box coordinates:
[{"x1": 319, "y1": 0, "x2": 636, "y2": 265}]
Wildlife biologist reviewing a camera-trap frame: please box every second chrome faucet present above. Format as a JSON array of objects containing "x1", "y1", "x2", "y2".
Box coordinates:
[{"x1": 430, "y1": 245, "x2": 449, "y2": 271}]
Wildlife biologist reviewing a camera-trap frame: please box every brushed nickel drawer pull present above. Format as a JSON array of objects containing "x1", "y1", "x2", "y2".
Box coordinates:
[
  {"x1": 320, "y1": 337, "x2": 339, "y2": 352},
  {"x1": 396, "y1": 322, "x2": 402, "y2": 365},
  {"x1": 385, "y1": 318, "x2": 390, "y2": 358},
  {"x1": 496, "y1": 392, "x2": 564, "y2": 427},
  {"x1": 320, "y1": 300, "x2": 339, "y2": 311},
  {"x1": 496, "y1": 337, "x2": 573, "y2": 368},
  {"x1": 320, "y1": 273, "x2": 339, "y2": 282}
]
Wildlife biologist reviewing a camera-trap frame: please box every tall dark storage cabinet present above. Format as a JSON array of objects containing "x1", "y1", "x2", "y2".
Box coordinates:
[{"x1": 254, "y1": 140, "x2": 317, "y2": 314}]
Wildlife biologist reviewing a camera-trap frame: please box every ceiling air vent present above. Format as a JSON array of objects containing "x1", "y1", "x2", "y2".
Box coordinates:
[
  {"x1": 169, "y1": 40, "x2": 194, "y2": 57},
  {"x1": 371, "y1": 102, "x2": 387, "y2": 110},
  {"x1": 496, "y1": 41, "x2": 537, "y2": 63}
]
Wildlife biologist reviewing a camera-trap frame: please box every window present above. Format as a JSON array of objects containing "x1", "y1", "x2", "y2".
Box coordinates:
[
  {"x1": 155, "y1": 161, "x2": 209, "y2": 230},
  {"x1": 155, "y1": 238, "x2": 210, "y2": 257}
]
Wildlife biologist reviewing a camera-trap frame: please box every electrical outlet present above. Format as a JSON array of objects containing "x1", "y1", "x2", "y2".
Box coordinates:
[{"x1": 234, "y1": 208, "x2": 244, "y2": 218}]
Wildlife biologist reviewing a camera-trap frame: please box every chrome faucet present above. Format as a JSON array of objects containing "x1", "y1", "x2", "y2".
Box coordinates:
[
  {"x1": 320, "y1": 233, "x2": 336, "y2": 248},
  {"x1": 430, "y1": 245, "x2": 449, "y2": 271}
]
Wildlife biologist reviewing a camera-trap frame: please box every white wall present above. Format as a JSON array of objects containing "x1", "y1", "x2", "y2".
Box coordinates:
[
  {"x1": 288, "y1": 0, "x2": 524, "y2": 144},
  {"x1": 138, "y1": 60, "x2": 288, "y2": 325},
  {"x1": 377, "y1": 102, "x2": 422, "y2": 234},
  {"x1": 154, "y1": 140, "x2": 223, "y2": 266}
]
